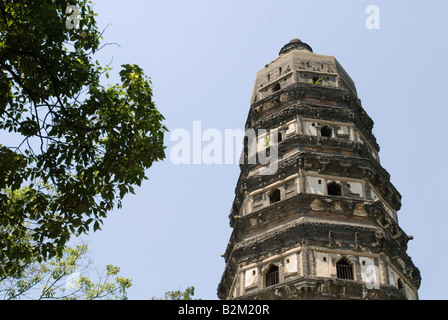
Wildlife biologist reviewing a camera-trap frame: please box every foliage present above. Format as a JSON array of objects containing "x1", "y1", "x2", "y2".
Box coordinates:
[
  {"x1": 0, "y1": 0, "x2": 166, "y2": 278},
  {"x1": 265, "y1": 135, "x2": 270, "y2": 147},
  {"x1": 164, "y1": 286, "x2": 200, "y2": 300},
  {"x1": 0, "y1": 244, "x2": 132, "y2": 300},
  {"x1": 309, "y1": 77, "x2": 323, "y2": 85}
]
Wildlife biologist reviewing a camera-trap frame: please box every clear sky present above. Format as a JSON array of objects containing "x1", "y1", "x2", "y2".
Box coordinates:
[{"x1": 67, "y1": 0, "x2": 448, "y2": 300}]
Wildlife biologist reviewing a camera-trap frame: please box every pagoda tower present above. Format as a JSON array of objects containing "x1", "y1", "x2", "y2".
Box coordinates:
[{"x1": 217, "y1": 39, "x2": 421, "y2": 300}]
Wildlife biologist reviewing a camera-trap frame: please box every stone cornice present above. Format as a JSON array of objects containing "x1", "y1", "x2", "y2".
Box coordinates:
[
  {"x1": 245, "y1": 82, "x2": 377, "y2": 150},
  {"x1": 218, "y1": 196, "x2": 421, "y2": 299},
  {"x1": 232, "y1": 146, "x2": 401, "y2": 215}
]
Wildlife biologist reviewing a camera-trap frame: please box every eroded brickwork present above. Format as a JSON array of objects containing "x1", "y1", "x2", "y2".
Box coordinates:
[{"x1": 217, "y1": 39, "x2": 421, "y2": 300}]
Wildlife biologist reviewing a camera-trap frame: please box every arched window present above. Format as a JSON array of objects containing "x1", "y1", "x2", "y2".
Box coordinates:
[
  {"x1": 310, "y1": 76, "x2": 323, "y2": 85},
  {"x1": 265, "y1": 265, "x2": 279, "y2": 287},
  {"x1": 327, "y1": 181, "x2": 342, "y2": 196},
  {"x1": 278, "y1": 131, "x2": 283, "y2": 143},
  {"x1": 273, "y1": 83, "x2": 281, "y2": 92},
  {"x1": 320, "y1": 125, "x2": 332, "y2": 137},
  {"x1": 336, "y1": 258, "x2": 354, "y2": 280},
  {"x1": 397, "y1": 278, "x2": 404, "y2": 290},
  {"x1": 269, "y1": 188, "x2": 281, "y2": 204}
]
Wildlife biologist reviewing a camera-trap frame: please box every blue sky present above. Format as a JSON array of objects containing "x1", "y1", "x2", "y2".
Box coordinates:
[{"x1": 67, "y1": 0, "x2": 448, "y2": 300}]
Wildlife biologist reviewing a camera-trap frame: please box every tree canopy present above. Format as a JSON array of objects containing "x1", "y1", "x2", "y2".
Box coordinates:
[
  {"x1": 164, "y1": 286, "x2": 199, "y2": 300},
  {"x1": 0, "y1": 0, "x2": 167, "y2": 279},
  {"x1": 1, "y1": 243, "x2": 132, "y2": 300}
]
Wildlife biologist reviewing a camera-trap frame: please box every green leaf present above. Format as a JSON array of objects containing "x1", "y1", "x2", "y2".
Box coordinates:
[
  {"x1": 0, "y1": 0, "x2": 166, "y2": 279},
  {"x1": 93, "y1": 221, "x2": 101, "y2": 232}
]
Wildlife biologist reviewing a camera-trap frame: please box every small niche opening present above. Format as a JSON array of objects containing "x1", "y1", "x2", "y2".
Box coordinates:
[
  {"x1": 269, "y1": 188, "x2": 281, "y2": 204},
  {"x1": 278, "y1": 132, "x2": 283, "y2": 143}
]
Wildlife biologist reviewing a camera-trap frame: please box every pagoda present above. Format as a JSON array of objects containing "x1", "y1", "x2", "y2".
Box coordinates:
[{"x1": 217, "y1": 39, "x2": 421, "y2": 300}]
